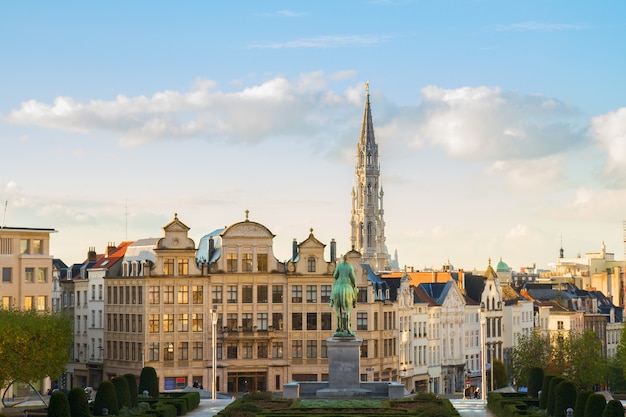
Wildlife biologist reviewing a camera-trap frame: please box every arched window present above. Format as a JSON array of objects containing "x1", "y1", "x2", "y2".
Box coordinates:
[
  {"x1": 367, "y1": 222, "x2": 373, "y2": 247},
  {"x1": 307, "y1": 256, "x2": 316, "y2": 272}
]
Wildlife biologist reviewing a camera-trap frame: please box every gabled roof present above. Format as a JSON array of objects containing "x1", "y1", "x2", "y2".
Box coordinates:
[
  {"x1": 416, "y1": 281, "x2": 455, "y2": 306},
  {"x1": 92, "y1": 241, "x2": 133, "y2": 268}
]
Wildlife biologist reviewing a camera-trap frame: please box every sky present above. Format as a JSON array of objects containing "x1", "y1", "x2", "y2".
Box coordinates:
[{"x1": 1, "y1": 1, "x2": 626, "y2": 272}]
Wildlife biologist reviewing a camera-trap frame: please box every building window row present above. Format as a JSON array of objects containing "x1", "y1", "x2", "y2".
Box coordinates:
[
  {"x1": 108, "y1": 285, "x2": 144, "y2": 305},
  {"x1": 225, "y1": 253, "x2": 269, "y2": 273},
  {"x1": 107, "y1": 313, "x2": 144, "y2": 333}
]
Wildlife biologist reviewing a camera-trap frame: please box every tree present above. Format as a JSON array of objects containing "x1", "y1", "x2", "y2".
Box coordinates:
[
  {"x1": 584, "y1": 393, "x2": 606, "y2": 417},
  {"x1": 67, "y1": 387, "x2": 90, "y2": 417},
  {"x1": 487, "y1": 359, "x2": 508, "y2": 391},
  {"x1": 93, "y1": 381, "x2": 118, "y2": 416},
  {"x1": 569, "y1": 329, "x2": 606, "y2": 390},
  {"x1": 546, "y1": 376, "x2": 565, "y2": 416},
  {"x1": 574, "y1": 390, "x2": 593, "y2": 417},
  {"x1": 528, "y1": 367, "x2": 544, "y2": 398},
  {"x1": 0, "y1": 309, "x2": 72, "y2": 392},
  {"x1": 540, "y1": 374, "x2": 555, "y2": 409},
  {"x1": 602, "y1": 400, "x2": 624, "y2": 417},
  {"x1": 123, "y1": 373, "x2": 138, "y2": 408},
  {"x1": 138, "y1": 367, "x2": 159, "y2": 398},
  {"x1": 554, "y1": 380, "x2": 577, "y2": 417},
  {"x1": 112, "y1": 376, "x2": 131, "y2": 410},
  {"x1": 48, "y1": 391, "x2": 70, "y2": 417},
  {"x1": 548, "y1": 331, "x2": 571, "y2": 375},
  {"x1": 511, "y1": 332, "x2": 550, "y2": 388}
]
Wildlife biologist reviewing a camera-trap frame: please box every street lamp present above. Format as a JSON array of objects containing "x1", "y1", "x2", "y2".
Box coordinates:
[
  {"x1": 480, "y1": 302, "x2": 486, "y2": 404},
  {"x1": 211, "y1": 305, "x2": 218, "y2": 401},
  {"x1": 489, "y1": 344, "x2": 495, "y2": 393}
]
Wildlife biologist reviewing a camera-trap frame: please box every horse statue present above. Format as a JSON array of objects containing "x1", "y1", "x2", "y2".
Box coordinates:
[{"x1": 330, "y1": 255, "x2": 359, "y2": 336}]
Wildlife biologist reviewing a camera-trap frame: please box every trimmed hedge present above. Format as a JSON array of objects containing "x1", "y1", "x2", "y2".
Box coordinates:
[
  {"x1": 540, "y1": 375, "x2": 555, "y2": 409},
  {"x1": 123, "y1": 373, "x2": 139, "y2": 408},
  {"x1": 574, "y1": 391, "x2": 593, "y2": 417},
  {"x1": 602, "y1": 400, "x2": 623, "y2": 417},
  {"x1": 528, "y1": 367, "x2": 544, "y2": 398},
  {"x1": 584, "y1": 393, "x2": 606, "y2": 417},
  {"x1": 48, "y1": 391, "x2": 71, "y2": 417},
  {"x1": 112, "y1": 376, "x2": 132, "y2": 410},
  {"x1": 546, "y1": 376, "x2": 566, "y2": 416},
  {"x1": 554, "y1": 380, "x2": 577, "y2": 417},
  {"x1": 67, "y1": 387, "x2": 90, "y2": 417},
  {"x1": 138, "y1": 367, "x2": 159, "y2": 398},
  {"x1": 93, "y1": 380, "x2": 119, "y2": 416}
]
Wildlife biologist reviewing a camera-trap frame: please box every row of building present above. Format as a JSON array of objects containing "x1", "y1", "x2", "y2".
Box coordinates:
[{"x1": 1, "y1": 84, "x2": 624, "y2": 397}]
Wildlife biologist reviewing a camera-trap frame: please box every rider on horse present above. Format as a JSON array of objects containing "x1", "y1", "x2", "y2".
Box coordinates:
[{"x1": 330, "y1": 254, "x2": 359, "y2": 336}]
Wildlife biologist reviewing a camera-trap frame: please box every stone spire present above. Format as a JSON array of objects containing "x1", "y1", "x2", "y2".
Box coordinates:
[{"x1": 350, "y1": 83, "x2": 388, "y2": 272}]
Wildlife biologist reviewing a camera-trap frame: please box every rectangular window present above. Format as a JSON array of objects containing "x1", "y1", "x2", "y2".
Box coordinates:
[
  {"x1": 272, "y1": 285, "x2": 283, "y2": 303},
  {"x1": 272, "y1": 313, "x2": 283, "y2": 330},
  {"x1": 321, "y1": 340, "x2": 328, "y2": 358},
  {"x1": 38, "y1": 268, "x2": 47, "y2": 283},
  {"x1": 357, "y1": 312, "x2": 368, "y2": 331},
  {"x1": 164, "y1": 343, "x2": 175, "y2": 361},
  {"x1": 307, "y1": 257, "x2": 316, "y2": 272},
  {"x1": 149, "y1": 314, "x2": 159, "y2": 333},
  {"x1": 125, "y1": 286, "x2": 130, "y2": 304},
  {"x1": 33, "y1": 239, "x2": 43, "y2": 254},
  {"x1": 178, "y1": 342, "x2": 188, "y2": 360},
  {"x1": 242, "y1": 253, "x2": 252, "y2": 272},
  {"x1": 358, "y1": 287, "x2": 368, "y2": 303},
  {"x1": 242, "y1": 342, "x2": 253, "y2": 359},
  {"x1": 212, "y1": 285, "x2": 222, "y2": 304},
  {"x1": 163, "y1": 258, "x2": 175, "y2": 275},
  {"x1": 307, "y1": 313, "x2": 317, "y2": 330},
  {"x1": 149, "y1": 343, "x2": 160, "y2": 361},
  {"x1": 242, "y1": 285, "x2": 253, "y2": 303},
  {"x1": 292, "y1": 313, "x2": 302, "y2": 331},
  {"x1": 36, "y1": 296, "x2": 46, "y2": 311},
  {"x1": 178, "y1": 285, "x2": 189, "y2": 304},
  {"x1": 163, "y1": 286, "x2": 174, "y2": 304},
  {"x1": 192, "y1": 285, "x2": 203, "y2": 304},
  {"x1": 292, "y1": 340, "x2": 303, "y2": 358},
  {"x1": 138, "y1": 287, "x2": 143, "y2": 303},
  {"x1": 242, "y1": 313, "x2": 253, "y2": 331},
  {"x1": 20, "y1": 239, "x2": 30, "y2": 254},
  {"x1": 321, "y1": 312, "x2": 332, "y2": 330},
  {"x1": 149, "y1": 286, "x2": 160, "y2": 304},
  {"x1": 227, "y1": 313, "x2": 238, "y2": 331},
  {"x1": 291, "y1": 285, "x2": 302, "y2": 303},
  {"x1": 192, "y1": 314, "x2": 203, "y2": 332},
  {"x1": 24, "y1": 296, "x2": 34, "y2": 309},
  {"x1": 192, "y1": 341, "x2": 203, "y2": 360},
  {"x1": 306, "y1": 285, "x2": 317, "y2": 303},
  {"x1": 138, "y1": 314, "x2": 143, "y2": 332},
  {"x1": 257, "y1": 285, "x2": 268, "y2": 303},
  {"x1": 272, "y1": 342, "x2": 283, "y2": 358},
  {"x1": 306, "y1": 340, "x2": 317, "y2": 358},
  {"x1": 25, "y1": 267, "x2": 34, "y2": 283},
  {"x1": 178, "y1": 259, "x2": 189, "y2": 275},
  {"x1": 257, "y1": 254, "x2": 268, "y2": 272},
  {"x1": 257, "y1": 313, "x2": 268, "y2": 331},
  {"x1": 227, "y1": 285, "x2": 237, "y2": 303},
  {"x1": 227, "y1": 343, "x2": 238, "y2": 359},
  {"x1": 321, "y1": 285, "x2": 331, "y2": 303},
  {"x1": 257, "y1": 342, "x2": 268, "y2": 359},
  {"x1": 163, "y1": 314, "x2": 174, "y2": 332},
  {"x1": 178, "y1": 314, "x2": 189, "y2": 332},
  {"x1": 2, "y1": 267, "x2": 11, "y2": 283},
  {"x1": 360, "y1": 340, "x2": 368, "y2": 358},
  {"x1": 216, "y1": 342, "x2": 223, "y2": 360},
  {"x1": 226, "y1": 253, "x2": 237, "y2": 272},
  {"x1": 1, "y1": 296, "x2": 11, "y2": 308}
]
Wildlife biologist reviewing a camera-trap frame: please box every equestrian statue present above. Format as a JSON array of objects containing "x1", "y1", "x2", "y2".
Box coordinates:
[{"x1": 330, "y1": 255, "x2": 359, "y2": 336}]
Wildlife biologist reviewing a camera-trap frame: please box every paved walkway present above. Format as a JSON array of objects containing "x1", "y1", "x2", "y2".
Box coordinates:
[
  {"x1": 191, "y1": 398, "x2": 234, "y2": 417},
  {"x1": 450, "y1": 399, "x2": 497, "y2": 417}
]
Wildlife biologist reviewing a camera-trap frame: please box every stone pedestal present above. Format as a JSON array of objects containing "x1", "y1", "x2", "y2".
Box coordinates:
[{"x1": 316, "y1": 336, "x2": 371, "y2": 397}]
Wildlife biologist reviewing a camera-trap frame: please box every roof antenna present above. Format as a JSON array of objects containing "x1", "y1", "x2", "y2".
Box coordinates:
[{"x1": 1, "y1": 200, "x2": 7, "y2": 228}]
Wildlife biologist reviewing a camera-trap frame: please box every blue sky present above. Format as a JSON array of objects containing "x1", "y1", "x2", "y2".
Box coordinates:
[{"x1": 1, "y1": 1, "x2": 625, "y2": 271}]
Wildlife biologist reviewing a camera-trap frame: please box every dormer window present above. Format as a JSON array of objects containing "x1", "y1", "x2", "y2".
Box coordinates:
[{"x1": 307, "y1": 257, "x2": 316, "y2": 272}]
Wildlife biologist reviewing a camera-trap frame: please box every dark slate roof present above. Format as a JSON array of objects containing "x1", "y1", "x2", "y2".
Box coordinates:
[
  {"x1": 416, "y1": 281, "x2": 454, "y2": 306},
  {"x1": 361, "y1": 263, "x2": 391, "y2": 302},
  {"x1": 464, "y1": 273, "x2": 486, "y2": 304}
]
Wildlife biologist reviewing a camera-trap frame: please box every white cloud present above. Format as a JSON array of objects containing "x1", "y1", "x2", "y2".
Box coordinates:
[
  {"x1": 248, "y1": 34, "x2": 390, "y2": 49},
  {"x1": 590, "y1": 107, "x2": 626, "y2": 180},
  {"x1": 485, "y1": 155, "x2": 565, "y2": 192}
]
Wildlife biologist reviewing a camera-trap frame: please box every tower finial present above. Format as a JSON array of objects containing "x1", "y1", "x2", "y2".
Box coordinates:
[
  {"x1": 365, "y1": 81, "x2": 369, "y2": 95},
  {"x1": 245, "y1": 209, "x2": 249, "y2": 221}
]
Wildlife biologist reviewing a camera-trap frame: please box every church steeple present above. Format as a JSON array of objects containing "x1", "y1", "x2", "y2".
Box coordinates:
[{"x1": 350, "y1": 83, "x2": 388, "y2": 272}]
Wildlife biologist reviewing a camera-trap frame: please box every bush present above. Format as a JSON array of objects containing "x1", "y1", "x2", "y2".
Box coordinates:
[
  {"x1": 574, "y1": 390, "x2": 593, "y2": 417},
  {"x1": 540, "y1": 374, "x2": 555, "y2": 409},
  {"x1": 584, "y1": 393, "x2": 606, "y2": 417},
  {"x1": 93, "y1": 380, "x2": 119, "y2": 416},
  {"x1": 123, "y1": 374, "x2": 139, "y2": 408},
  {"x1": 138, "y1": 367, "x2": 159, "y2": 398},
  {"x1": 48, "y1": 391, "x2": 71, "y2": 417},
  {"x1": 528, "y1": 367, "x2": 544, "y2": 398},
  {"x1": 67, "y1": 387, "x2": 90, "y2": 417},
  {"x1": 602, "y1": 400, "x2": 624, "y2": 417},
  {"x1": 554, "y1": 380, "x2": 577, "y2": 417},
  {"x1": 546, "y1": 376, "x2": 565, "y2": 416},
  {"x1": 112, "y1": 376, "x2": 132, "y2": 410}
]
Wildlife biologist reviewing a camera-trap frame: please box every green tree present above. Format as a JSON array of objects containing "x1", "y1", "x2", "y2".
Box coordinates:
[
  {"x1": 615, "y1": 324, "x2": 626, "y2": 383},
  {"x1": 540, "y1": 374, "x2": 555, "y2": 409},
  {"x1": 574, "y1": 390, "x2": 593, "y2": 417},
  {"x1": 584, "y1": 393, "x2": 606, "y2": 417},
  {"x1": 606, "y1": 356, "x2": 626, "y2": 392},
  {"x1": 546, "y1": 376, "x2": 565, "y2": 416},
  {"x1": 0, "y1": 309, "x2": 72, "y2": 392},
  {"x1": 554, "y1": 380, "x2": 577, "y2": 417},
  {"x1": 123, "y1": 373, "x2": 138, "y2": 408},
  {"x1": 138, "y1": 367, "x2": 159, "y2": 398},
  {"x1": 112, "y1": 376, "x2": 131, "y2": 410},
  {"x1": 548, "y1": 332, "x2": 571, "y2": 375},
  {"x1": 511, "y1": 332, "x2": 550, "y2": 388},
  {"x1": 48, "y1": 391, "x2": 71, "y2": 417},
  {"x1": 569, "y1": 329, "x2": 606, "y2": 390},
  {"x1": 528, "y1": 367, "x2": 544, "y2": 398},
  {"x1": 487, "y1": 359, "x2": 508, "y2": 390},
  {"x1": 67, "y1": 387, "x2": 90, "y2": 417},
  {"x1": 93, "y1": 380, "x2": 118, "y2": 416},
  {"x1": 602, "y1": 399, "x2": 624, "y2": 417}
]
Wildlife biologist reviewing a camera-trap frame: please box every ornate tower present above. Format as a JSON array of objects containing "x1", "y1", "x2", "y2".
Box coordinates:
[{"x1": 350, "y1": 83, "x2": 389, "y2": 272}]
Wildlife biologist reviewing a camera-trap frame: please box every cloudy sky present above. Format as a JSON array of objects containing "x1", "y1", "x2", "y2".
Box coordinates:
[{"x1": 1, "y1": 1, "x2": 625, "y2": 271}]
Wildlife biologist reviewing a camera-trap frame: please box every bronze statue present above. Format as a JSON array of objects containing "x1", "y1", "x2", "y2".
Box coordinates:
[{"x1": 330, "y1": 255, "x2": 359, "y2": 336}]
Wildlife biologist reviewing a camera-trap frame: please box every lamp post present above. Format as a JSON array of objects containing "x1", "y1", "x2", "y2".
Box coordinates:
[
  {"x1": 480, "y1": 303, "x2": 486, "y2": 403},
  {"x1": 211, "y1": 305, "x2": 218, "y2": 401},
  {"x1": 489, "y1": 344, "x2": 495, "y2": 393}
]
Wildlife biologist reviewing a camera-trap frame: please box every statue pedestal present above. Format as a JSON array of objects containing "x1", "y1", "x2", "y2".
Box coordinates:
[{"x1": 316, "y1": 336, "x2": 371, "y2": 397}]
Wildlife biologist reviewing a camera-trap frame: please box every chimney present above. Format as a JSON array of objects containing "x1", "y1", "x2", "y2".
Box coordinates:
[
  {"x1": 292, "y1": 238, "x2": 298, "y2": 261},
  {"x1": 208, "y1": 237, "x2": 215, "y2": 264},
  {"x1": 330, "y1": 239, "x2": 336, "y2": 262},
  {"x1": 87, "y1": 246, "x2": 97, "y2": 262},
  {"x1": 105, "y1": 242, "x2": 116, "y2": 257}
]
